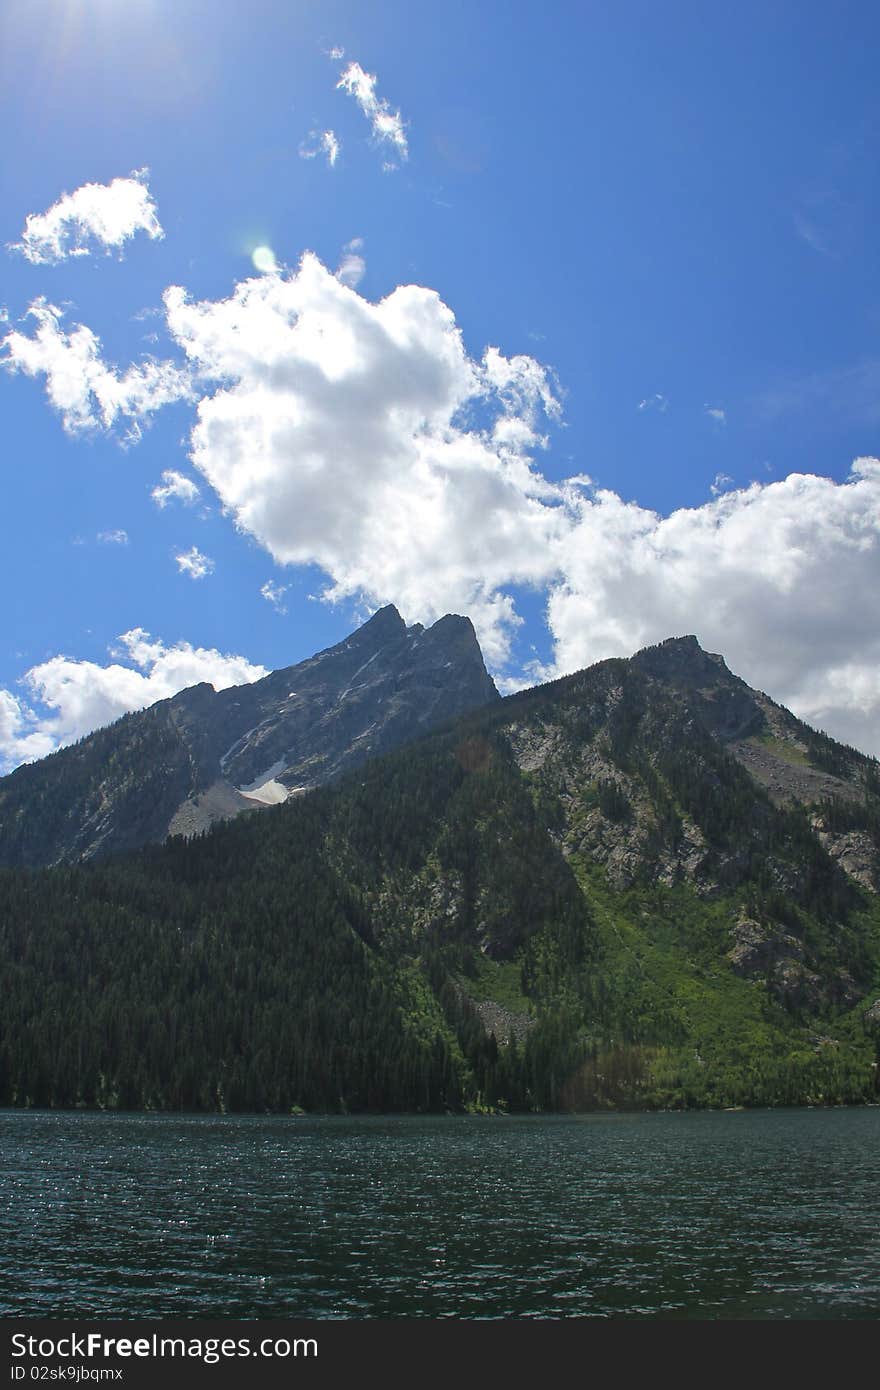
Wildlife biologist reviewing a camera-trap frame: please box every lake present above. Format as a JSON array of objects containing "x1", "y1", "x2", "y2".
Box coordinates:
[{"x1": 1, "y1": 1108, "x2": 878, "y2": 1319}]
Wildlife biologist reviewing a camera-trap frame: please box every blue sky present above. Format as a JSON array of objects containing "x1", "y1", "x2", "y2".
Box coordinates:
[{"x1": 2, "y1": 0, "x2": 880, "y2": 767}]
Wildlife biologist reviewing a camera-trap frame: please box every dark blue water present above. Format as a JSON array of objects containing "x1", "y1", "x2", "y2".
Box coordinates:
[{"x1": 2, "y1": 1109, "x2": 879, "y2": 1319}]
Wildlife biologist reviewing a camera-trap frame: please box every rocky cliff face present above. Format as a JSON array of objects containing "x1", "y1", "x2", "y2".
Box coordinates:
[
  {"x1": 2, "y1": 631, "x2": 878, "y2": 1112},
  {"x1": 495, "y1": 635, "x2": 879, "y2": 1010},
  {"x1": 0, "y1": 606, "x2": 499, "y2": 867}
]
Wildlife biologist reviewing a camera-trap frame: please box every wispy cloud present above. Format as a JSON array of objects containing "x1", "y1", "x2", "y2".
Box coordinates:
[
  {"x1": 336, "y1": 237, "x2": 365, "y2": 287},
  {"x1": 9, "y1": 170, "x2": 163, "y2": 265},
  {"x1": 337, "y1": 61, "x2": 408, "y2": 165},
  {"x1": 151, "y1": 470, "x2": 201, "y2": 509},
  {"x1": 1, "y1": 299, "x2": 191, "y2": 436},
  {"x1": 792, "y1": 188, "x2": 853, "y2": 259},
  {"x1": 757, "y1": 359, "x2": 880, "y2": 428},
  {"x1": 710, "y1": 473, "x2": 734, "y2": 496},
  {"x1": 260, "y1": 580, "x2": 288, "y2": 614},
  {"x1": 793, "y1": 210, "x2": 834, "y2": 257},
  {"x1": 638, "y1": 393, "x2": 668, "y2": 414},
  {"x1": 704, "y1": 404, "x2": 727, "y2": 425},
  {"x1": 298, "y1": 129, "x2": 340, "y2": 168},
  {"x1": 97, "y1": 529, "x2": 129, "y2": 545},
  {"x1": 175, "y1": 546, "x2": 214, "y2": 580}
]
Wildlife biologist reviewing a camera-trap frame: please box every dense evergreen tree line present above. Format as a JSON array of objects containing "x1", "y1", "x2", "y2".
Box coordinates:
[{"x1": 1, "y1": 658, "x2": 878, "y2": 1113}]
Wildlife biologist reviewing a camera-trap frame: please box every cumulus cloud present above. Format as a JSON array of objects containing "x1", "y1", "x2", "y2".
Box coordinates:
[
  {"x1": 545, "y1": 460, "x2": 880, "y2": 756},
  {"x1": 0, "y1": 631, "x2": 267, "y2": 774},
  {"x1": 260, "y1": 580, "x2": 288, "y2": 613},
  {"x1": 1, "y1": 299, "x2": 191, "y2": 435},
  {"x1": 337, "y1": 61, "x2": 408, "y2": 164},
  {"x1": 175, "y1": 546, "x2": 214, "y2": 580},
  {"x1": 148, "y1": 254, "x2": 880, "y2": 752},
  {"x1": 162, "y1": 252, "x2": 564, "y2": 665},
  {"x1": 704, "y1": 403, "x2": 727, "y2": 425},
  {"x1": 0, "y1": 691, "x2": 56, "y2": 770},
  {"x1": 299, "y1": 130, "x2": 340, "y2": 167},
  {"x1": 5, "y1": 241, "x2": 880, "y2": 758},
  {"x1": 151, "y1": 469, "x2": 201, "y2": 508},
  {"x1": 10, "y1": 170, "x2": 163, "y2": 265}
]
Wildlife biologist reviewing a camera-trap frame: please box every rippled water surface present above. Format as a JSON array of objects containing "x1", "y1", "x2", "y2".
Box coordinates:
[{"x1": 2, "y1": 1109, "x2": 879, "y2": 1318}]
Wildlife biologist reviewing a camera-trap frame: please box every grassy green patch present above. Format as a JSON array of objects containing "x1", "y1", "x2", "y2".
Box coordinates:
[
  {"x1": 750, "y1": 733, "x2": 810, "y2": 766},
  {"x1": 461, "y1": 956, "x2": 532, "y2": 1016}
]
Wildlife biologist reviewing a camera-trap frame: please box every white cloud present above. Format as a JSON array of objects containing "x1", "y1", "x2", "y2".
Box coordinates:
[
  {"x1": 10, "y1": 170, "x2": 163, "y2": 265},
  {"x1": 260, "y1": 580, "x2": 288, "y2": 613},
  {"x1": 151, "y1": 470, "x2": 201, "y2": 508},
  {"x1": 175, "y1": 546, "x2": 214, "y2": 580},
  {"x1": 710, "y1": 473, "x2": 733, "y2": 496},
  {"x1": 337, "y1": 61, "x2": 408, "y2": 164},
  {"x1": 1, "y1": 299, "x2": 191, "y2": 435},
  {"x1": 336, "y1": 238, "x2": 365, "y2": 287},
  {"x1": 299, "y1": 130, "x2": 340, "y2": 167},
  {"x1": 162, "y1": 252, "x2": 564, "y2": 666},
  {"x1": 151, "y1": 255, "x2": 880, "y2": 753},
  {"x1": 0, "y1": 690, "x2": 57, "y2": 769},
  {"x1": 5, "y1": 242, "x2": 880, "y2": 760},
  {"x1": 704, "y1": 403, "x2": 727, "y2": 425},
  {"x1": 545, "y1": 459, "x2": 880, "y2": 756},
  {"x1": 97, "y1": 529, "x2": 129, "y2": 545},
  {"x1": 0, "y1": 631, "x2": 267, "y2": 774},
  {"x1": 638, "y1": 393, "x2": 668, "y2": 413}
]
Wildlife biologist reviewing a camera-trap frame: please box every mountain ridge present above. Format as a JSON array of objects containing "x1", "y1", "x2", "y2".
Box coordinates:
[
  {"x1": 1, "y1": 627, "x2": 878, "y2": 1113},
  {"x1": 0, "y1": 604, "x2": 498, "y2": 868}
]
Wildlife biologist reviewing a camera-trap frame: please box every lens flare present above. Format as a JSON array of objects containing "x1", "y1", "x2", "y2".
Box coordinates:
[{"x1": 251, "y1": 245, "x2": 278, "y2": 273}]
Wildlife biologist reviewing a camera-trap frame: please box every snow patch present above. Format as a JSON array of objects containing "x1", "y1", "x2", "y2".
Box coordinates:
[
  {"x1": 237, "y1": 758, "x2": 287, "y2": 796},
  {"x1": 241, "y1": 779, "x2": 288, "y2": 806}
]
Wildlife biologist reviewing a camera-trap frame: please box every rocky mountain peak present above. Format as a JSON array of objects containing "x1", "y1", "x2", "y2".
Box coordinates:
[
  {"x1": 351, "y1": 603, "x2": 407, "y2": 645},
  {"x1": 632, "y1": 634, "x2": 728, "y2": 682},
  {"x1": 629, "y1": 634, "x2": 760, "y2": 742},
  {"x1": 0, "y1": 605, "x2": 500, "y2": 867}
]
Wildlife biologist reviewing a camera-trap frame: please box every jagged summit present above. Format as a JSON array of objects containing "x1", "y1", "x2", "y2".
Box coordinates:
[
  {"x1": 0, "y1": 606, "x2": 499, "y2": 868},
  {"x1": 632, "y1": 633, "x2": 728, "y2": 677},
  {"x1": 350, "y1": 603, "x2": 407, "y2": 642},
  {"x1": 3, "y1": 614, "x2": 878, "y2": 1117},
  {"x1": 628, "y1": 634, "x2": 760, "y2": 742}
]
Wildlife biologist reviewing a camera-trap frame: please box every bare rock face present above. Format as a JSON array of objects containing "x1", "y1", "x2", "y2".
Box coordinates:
[
  {"x1": 0, "y1": 606, "x2": 499, "y2": 867},
  {"x1": 471, "y1": 999, "x2": 535, "y2": 1046},
  {"x1": 631, "y1": 635, "x2": 765, "y2": 743},
  {"x1": 725, "y1": 914, "x2": 853, "y2": 1009},
  {"x1": 166, "y1": 780, "x2": 272, "y2": 839},
  {"x1": 813, "y1": 822, "x2": 880, "y2": 893},
  {"x1": 727, "y1": 912, "x2": 803, "y2": 975}
]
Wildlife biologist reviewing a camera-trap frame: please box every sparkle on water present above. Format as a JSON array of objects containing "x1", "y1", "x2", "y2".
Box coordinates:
[{"x1": 2, "y1": 1109, "x2": 879, "y2": 1320}]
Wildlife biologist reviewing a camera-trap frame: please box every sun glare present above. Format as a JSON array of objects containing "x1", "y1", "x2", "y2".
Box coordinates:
[{"x1": 251, "y1": 245, "x2": 279, "y2": 274}]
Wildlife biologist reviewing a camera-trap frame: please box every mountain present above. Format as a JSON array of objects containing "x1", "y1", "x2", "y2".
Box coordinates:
[
  {"x1": 0, "y1": 605, "x2": 499, "y2": 868},
  {"x1": 1, "y1": 634, "x2": 878, "y2": 1113}
]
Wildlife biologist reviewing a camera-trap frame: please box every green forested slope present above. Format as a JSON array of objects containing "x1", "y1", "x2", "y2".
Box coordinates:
[{"x1": 2, "y1": 639, "x2": 879, "y2": 1112}]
